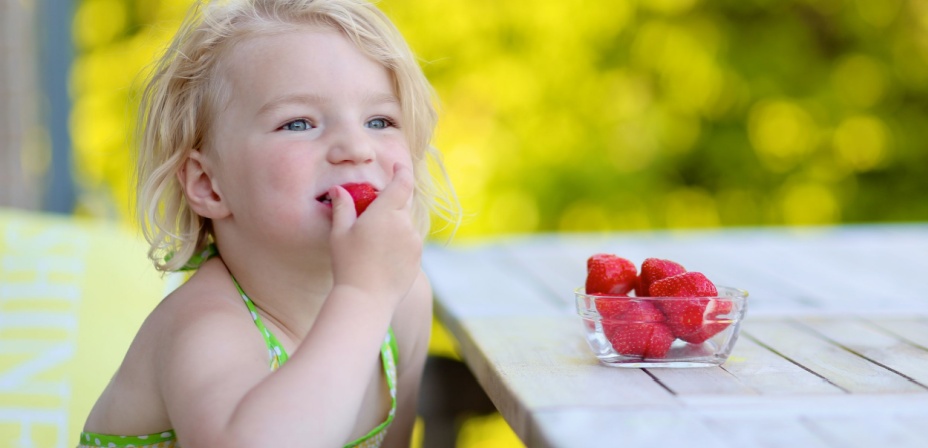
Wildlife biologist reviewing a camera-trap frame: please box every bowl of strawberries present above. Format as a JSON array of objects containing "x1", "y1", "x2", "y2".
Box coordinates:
[{"x1": 576, "y1": 254, "x2": 748, "y2": 368}]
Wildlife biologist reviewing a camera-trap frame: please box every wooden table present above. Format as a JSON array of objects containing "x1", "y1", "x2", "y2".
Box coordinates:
[{"x1": 423, "y1": 225, "x2": 928, "y2": 448}]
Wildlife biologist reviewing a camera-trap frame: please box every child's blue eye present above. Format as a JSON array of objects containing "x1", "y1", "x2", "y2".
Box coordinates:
[
  {"x1": 281, "y1": 119, "x2": 313, "y2": 131},
  {"x1": 366, "y1": 118, "x2": 392, "y2": 129}
]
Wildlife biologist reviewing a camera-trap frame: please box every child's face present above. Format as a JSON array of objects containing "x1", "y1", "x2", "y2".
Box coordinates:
[{"x1": 206, "y1": 28, "x2": 411, "y2": 249}]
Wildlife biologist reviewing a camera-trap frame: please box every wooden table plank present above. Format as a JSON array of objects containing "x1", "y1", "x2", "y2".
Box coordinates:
[
  {"x1": 496, "y1": 238, "x2": 583, "y2": 310},
  {"x1": 645, "y1": 366, "x2": 758, "y2": 396},
  {"x1": 423, "y1": 245, "x2": 563, "y2": 321},
  {"x1": 683, "y1": 394, "x2": 928, "y2": 448},
  {"x1": 529, "y1": 409, "x2": 732, "y2": 448},
  {"x1": 677, "y1": 392, "x2": 928, "y2": 414},
  {"x1": 454, "y1": 316, "x2": 679, "y2": 440},
  {"x1": 720, "y1": 335, "x2": 845, "y2": 395},
  {"x1": 866, "y1": 317, "x2": 928, "y2": 349},
  {"x1": 455, "y1": 316, "x2": 680, "y2": 409},
  {"x1": 757, "y1": 244, "x2": 928, "y2": 313},
  {"x1": 742, "y1": 320, "x2": 926, "y2": 393},
  {"x1": 800, "y1": 414, "x2": 928, "y2": 448},
  {"x1": 700, "y1": 416, "x2": 835, "y2": 448},
  {"x1": 897, "y1": 413, "x2": 928, "y2": 441},
  {"x1": 795, "y1": 317, "x2": 928, "y2": 388},
  {"x1": 531, "y1": 397, "x2": 928, "y2": 448},
  {"x1": 811, "y1": 245, "x2": 928, "y2": 300}
]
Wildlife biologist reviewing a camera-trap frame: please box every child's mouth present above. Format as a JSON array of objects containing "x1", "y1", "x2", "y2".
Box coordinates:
[{"x1": 314, "y1": 183, "x2": 378, "y2": 215}]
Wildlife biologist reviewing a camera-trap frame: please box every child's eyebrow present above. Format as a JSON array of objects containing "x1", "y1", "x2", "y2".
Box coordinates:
[
  {"x1": 257, "y1": 93, "x2": 328, "y2": 116},
  {"x1": 364, "y1": 92, "x2": 400, "y2": 107},
  {"x1": 256, "y1": 92, "x2": 399, "y2": 117}
]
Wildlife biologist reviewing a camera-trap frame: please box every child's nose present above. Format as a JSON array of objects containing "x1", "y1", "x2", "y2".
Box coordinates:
[{"x1": 325, "y1": 124, "x2": 375, "y2": 164}]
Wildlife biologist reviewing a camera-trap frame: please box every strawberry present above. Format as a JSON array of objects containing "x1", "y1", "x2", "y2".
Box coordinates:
[
  {"x1": 636, "y1": 258, "x2": 686, "y2": 297},
  {"x1": 585, "y1": 254, "x2": 638, "y2": 295},
  {"x1": 649, "y1": 271, "x2": 717, "y2": 298},
  {"x1": 602, "y1": 301, "x2": 674, "y2": 358},
  {"x1": 678, "y1": 299, "x2": 733, "y2": 344},
  {"x1": 341, "y1": 183, "x2": 378, "y2": 216},
  {"x1": 595, "y1": 295, "x2": 633, "y2": 319},
  {"x1": 650, "y1": 272, "x2": 731, "y2": 344}
]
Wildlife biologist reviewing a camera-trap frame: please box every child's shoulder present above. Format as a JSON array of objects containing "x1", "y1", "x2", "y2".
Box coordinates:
[
  {"x1": 149, "y1": 259, "x2": 264, "y2": 352},
  {"x1": 117, "y1": 258, "x2": 272, "y2": 402},
  {"x1": 85, "y1": 258, "x2": 264, "y2": 435},
  {"x1": 389, "y1": 270, "x2": 433, "y2": 363}
]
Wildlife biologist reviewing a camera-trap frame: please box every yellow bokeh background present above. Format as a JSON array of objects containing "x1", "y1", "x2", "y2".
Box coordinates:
[
  {"x1": 69, "y1": 0, "x2": 928, "y2": 236},
  {"x1": 62, "y1": 0, "x2": 928, "y2": 446}
]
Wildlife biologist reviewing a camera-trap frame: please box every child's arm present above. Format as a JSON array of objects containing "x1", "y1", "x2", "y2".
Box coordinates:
[
  {"x1": 383, "y1": 270, "x2": 433, "y2": 448},
  {"x1": 159, "y1": 165, "x2": 423, "y2": 447}
]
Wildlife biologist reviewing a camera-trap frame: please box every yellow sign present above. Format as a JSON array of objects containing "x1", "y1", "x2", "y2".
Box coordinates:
[{"x1": 0, "y1": 209, "x2": 170, "y2": 447}]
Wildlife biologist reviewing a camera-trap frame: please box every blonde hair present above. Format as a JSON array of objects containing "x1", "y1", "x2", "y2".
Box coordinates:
[{"x1": 136, "y1": 0, "x2": 460, "y2": 272}]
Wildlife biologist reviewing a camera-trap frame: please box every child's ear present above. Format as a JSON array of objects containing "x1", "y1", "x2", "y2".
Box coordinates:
[{"x1": 178, "y1": 150, "x2": 230, "y2": 219}]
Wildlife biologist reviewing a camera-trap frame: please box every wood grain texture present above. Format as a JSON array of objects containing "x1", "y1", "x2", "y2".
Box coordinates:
[
  {"x1": 530, "y1": 409, "x2": 730, "y2": 448},
  {"x1": 423, "y1": 245, "x2": 565, "y2": 322},
  {"x1": 866, "y1": 317, "x2": 928, "y2": 350},
  {"x1": 742, "y1": 320, "x2": 924, "y2": 393},
  {"x1": 718, "y1": 335, "x2": 844, "y2": 395},
  {"x1": 795, "y1": 317, "x2": 928, "y2": 388},
  {"x1": 450, "y1": 316, "x2": 678, "y2": 439}
]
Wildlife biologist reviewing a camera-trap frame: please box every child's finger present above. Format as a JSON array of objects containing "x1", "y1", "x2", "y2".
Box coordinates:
[
  {"x1": 376, "y1": 163, "x2": 414, "y2": 210},
  {"x1": 329, "y1": 185, "x2": 356, "y2": 231}
]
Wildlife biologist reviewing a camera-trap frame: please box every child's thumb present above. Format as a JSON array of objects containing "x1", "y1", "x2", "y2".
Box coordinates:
[{"x1": 329, "y1": 185, "x2": 356, "y2": 231}]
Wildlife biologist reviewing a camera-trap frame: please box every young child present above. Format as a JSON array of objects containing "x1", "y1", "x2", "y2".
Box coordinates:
[{"x1": 79, "y1": 0, "x2": 458, "y2": 446}]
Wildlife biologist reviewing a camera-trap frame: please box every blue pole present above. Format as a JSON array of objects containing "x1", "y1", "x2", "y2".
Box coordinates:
[{"x1": 39, "y1": 0, "x2": 76, "y2": 214}]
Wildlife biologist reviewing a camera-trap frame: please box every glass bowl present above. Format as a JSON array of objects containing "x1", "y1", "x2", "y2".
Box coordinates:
[{"x1": 575, "y1": 286, "x2": 749, "y2": 368}]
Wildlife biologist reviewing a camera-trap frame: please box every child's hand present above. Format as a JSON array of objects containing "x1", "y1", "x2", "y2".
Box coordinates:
[{"x1": 328, "y1": 164, "x2": 422, "y2": 305}]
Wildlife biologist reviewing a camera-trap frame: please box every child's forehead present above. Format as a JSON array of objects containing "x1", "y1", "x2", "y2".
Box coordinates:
[
  {"x1": 228, "y1": 28, "x2": 346, "y2": 66},
  {"x1": 224, "y1": 29, "x2": 390, "y2": 82},
  {"x1": 215, "y1": 29, "x2": 399, "y2": 112}
]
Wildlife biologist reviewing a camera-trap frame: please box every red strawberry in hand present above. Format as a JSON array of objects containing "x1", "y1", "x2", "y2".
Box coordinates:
[
  {"x1": 636, "y1": 258, "x2": 686, "y2": 297},
  {"x1": 602, "y1": 301, "x2": 674, "y2": 358},
  {"x1": 585, "y1": 254, "x2": 638, "y2": 295},
  {"x1": 341, "y1": 183, "x2": 378, "y2": 216},
  {"x1": 650, "y1": 272, "x2": 731, "y2": 344}
]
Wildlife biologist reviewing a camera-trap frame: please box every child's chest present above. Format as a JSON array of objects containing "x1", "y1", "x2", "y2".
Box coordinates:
[{"x1": 282, "y1": 333, "x2": 394, "y2": 441}]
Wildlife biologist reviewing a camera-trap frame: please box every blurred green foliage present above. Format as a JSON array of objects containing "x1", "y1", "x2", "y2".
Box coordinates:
[{"x1": 70, "y1": 0, "x2": 928, "y2": 239}]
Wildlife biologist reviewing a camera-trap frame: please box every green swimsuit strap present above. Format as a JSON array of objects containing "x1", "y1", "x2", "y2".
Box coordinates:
[
  {"x1": 232, "y1": 276, "x2": 290, "y2": 369},
  {"x1": 176, "y1": 244, "x2": 289, "y2": 368},
  {"x1": 346, "y1": 328, "x2": 399, "y2": 448},
  {"x1": 171, "y1": 243, "x2": 219, "y2": 271}
]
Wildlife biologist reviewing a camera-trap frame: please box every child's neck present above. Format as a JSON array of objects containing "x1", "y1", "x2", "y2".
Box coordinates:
[{"x1": 217, "y1": 240, "x2": 333, "y2": 344}]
